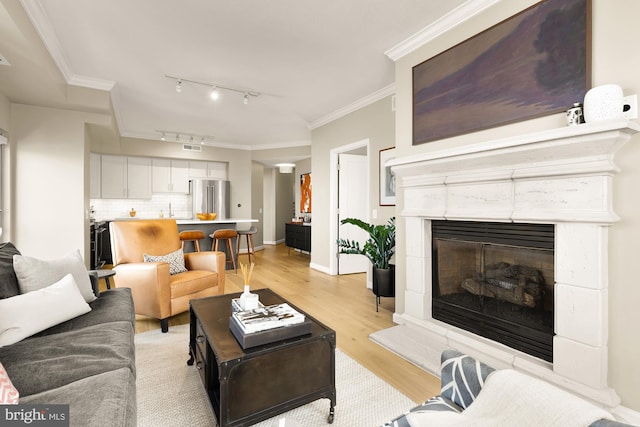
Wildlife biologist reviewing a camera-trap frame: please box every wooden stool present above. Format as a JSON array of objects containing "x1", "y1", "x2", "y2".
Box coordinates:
[
  {"x1": 179, "y1": 230, "x2": 205, "y2": 252},
  {"x1": 211, "y1": 229, "x2": 238, "y2": 272},
  {"x1": 237, "y1": 226, "x2": 257, "y2": 264}
]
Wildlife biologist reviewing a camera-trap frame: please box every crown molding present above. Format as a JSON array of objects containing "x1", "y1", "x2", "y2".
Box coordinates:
[
  {"x1": 385, "y1": 0, "x2": 501, "y2": 61},
  {"x1": 19, "y1": 0, "x2": 114, "y2": 91},
  {"x1": 309, "y1": 83, "x2": 395, "y2": 130}
]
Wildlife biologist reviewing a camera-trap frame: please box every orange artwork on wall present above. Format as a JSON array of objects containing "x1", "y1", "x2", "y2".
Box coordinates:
[{"x1": 300, "y1": 173, "x2": 311, "y2": 213}]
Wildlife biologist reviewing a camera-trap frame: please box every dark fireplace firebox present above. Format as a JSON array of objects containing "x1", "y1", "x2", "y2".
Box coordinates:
[{"x1": 432, "y1": 220, "x2": 555, "y2": 362}]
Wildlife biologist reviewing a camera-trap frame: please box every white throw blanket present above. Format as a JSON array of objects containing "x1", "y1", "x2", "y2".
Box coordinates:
[{"x1": 406, "y1": 369, "x2": 614, "y2": 427}]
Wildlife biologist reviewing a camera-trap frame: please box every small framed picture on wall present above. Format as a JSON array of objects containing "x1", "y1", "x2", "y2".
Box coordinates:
[{"x1": 379, "y1": 147, "x2": 396, "y2": 206}]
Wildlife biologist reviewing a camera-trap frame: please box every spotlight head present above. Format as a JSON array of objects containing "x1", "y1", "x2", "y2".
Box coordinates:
[
  {"x1": 244, "y1": 94, "x2": 249, "y2": 105},
  {"x1": 176, "y1": 79, "x2": 182, "y2": 93},
  {"x1": 209, "y1": 87, "x2": 219, "y2": 100}
]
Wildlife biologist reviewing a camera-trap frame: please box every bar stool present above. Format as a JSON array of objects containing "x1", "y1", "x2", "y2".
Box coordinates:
[
  {"x1": 179, "y1": 230, "x2": 205, "y2": 252},
  {"x1": 211, "y1": 229, "x2": 238, "y2": 272},
  {"x1": 237, "y1": 226, "x2": 257, "y2": 264}
]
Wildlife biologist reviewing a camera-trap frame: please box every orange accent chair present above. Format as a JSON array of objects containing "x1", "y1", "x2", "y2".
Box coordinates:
[{"x1": 110, "y1": 219, "x2": 225, "y2": 332}]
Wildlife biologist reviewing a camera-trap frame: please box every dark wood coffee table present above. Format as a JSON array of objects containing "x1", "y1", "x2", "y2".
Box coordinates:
[{"x1": 188, "y1": 288, "x2": 336, "y2": 427}]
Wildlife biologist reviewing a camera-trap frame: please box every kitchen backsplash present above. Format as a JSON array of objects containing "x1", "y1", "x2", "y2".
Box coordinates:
[{"x1": 90, "y1": 193, "x2": 192, "y2": 221}]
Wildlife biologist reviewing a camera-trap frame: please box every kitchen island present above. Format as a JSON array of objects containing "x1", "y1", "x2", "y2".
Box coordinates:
[{"x1": 175, "y1": 218, "x2": 258, "y2": 254}]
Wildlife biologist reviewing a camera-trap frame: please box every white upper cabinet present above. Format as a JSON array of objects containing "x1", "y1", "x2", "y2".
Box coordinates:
[
  {"x1": 152, "y1": 159, "x2": 190, "y2": 193},
  {"x1": 101, "y1": 155, "x2": 151, "y2": 199},
  {"x1": 189, "y1": 160, "x2": 228, "y2": 180}
]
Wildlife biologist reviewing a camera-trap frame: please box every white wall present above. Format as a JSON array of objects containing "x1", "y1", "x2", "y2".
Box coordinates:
[
  {"x1": 11, "y1": 103, "x2": 111, "y2": 262},
  {"x1": 393, "y1": 0, "x2": 640, "y2": 411},
  {"x1": 310, "y1": 96, "x2": 396, "y2": 270}
]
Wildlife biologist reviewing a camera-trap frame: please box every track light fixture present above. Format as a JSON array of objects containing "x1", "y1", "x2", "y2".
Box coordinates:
[
  {"x1": 156, "y1": 130, "x2": 215, "y2": 145},
  {"x1": 209, "y1": 87, "x2": 220, "y2": 100},
  {"x1": 167, "y1": 75, "x2": 260, "y2": 104}
]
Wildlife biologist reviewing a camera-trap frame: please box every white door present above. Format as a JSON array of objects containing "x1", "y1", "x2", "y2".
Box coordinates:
[{"x1": 338, "y1": 153, "x2": 369, "y2": 275}]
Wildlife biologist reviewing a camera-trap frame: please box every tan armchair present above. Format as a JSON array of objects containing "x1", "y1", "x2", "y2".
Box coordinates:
[{"x1": 110, "y1": 219, "x2": 225, "y2": 332}]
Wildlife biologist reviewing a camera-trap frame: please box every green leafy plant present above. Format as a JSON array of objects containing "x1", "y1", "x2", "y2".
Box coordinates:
[{"x1": 337, "y1": 217, "x2": 396, "y2": 269}]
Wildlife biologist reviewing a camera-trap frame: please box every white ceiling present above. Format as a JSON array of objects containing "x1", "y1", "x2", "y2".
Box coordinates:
[{"x1": 1, "y1": 0, "x2": 473, "y2": 151}]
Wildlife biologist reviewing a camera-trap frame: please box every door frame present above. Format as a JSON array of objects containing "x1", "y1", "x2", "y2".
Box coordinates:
[{"x1": 329, "y1": 138, "x2": 370, "y2": 276}]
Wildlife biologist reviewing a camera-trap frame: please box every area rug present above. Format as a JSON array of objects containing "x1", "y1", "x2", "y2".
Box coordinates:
[{"x1": 135, "y1": 324, "x2": 415, "y2": 426}]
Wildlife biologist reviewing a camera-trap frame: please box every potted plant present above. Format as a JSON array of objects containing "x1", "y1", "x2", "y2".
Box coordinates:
[{"x1": 337, "y1": 217, "x2": 396, "y2": 311}]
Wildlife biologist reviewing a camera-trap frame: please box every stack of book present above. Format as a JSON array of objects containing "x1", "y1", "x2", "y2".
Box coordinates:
[{"x1": 229, "y1": 303, "x2": 313, "y2": 349}]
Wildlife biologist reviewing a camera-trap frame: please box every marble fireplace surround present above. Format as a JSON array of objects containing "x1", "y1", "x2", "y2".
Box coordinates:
[{"x1": 388, "y1": 119, "x2": 640, "y2": 409}]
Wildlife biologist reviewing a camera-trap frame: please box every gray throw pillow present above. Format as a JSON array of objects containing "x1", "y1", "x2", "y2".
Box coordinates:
[
  {"x1": 440, "y1": 350, "x2": 495, "y2": 409},
  {"x1": 13, "y1": 250, "x2": 97, "y2": 303},
  {"x1": 143, "y1": 248, "x2": 187, "y2": 275},
  {"x1": 0, "y1": 242, "x2": 21, "y2": 299}
]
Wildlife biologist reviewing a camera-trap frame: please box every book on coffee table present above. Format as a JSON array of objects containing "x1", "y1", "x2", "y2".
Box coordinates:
[
  {"x1": 229, "y1": 303, "x2": 313, "y2": 349},
  {"x1": 232, "y1": 303, "x2": 305, "y2": 333}
]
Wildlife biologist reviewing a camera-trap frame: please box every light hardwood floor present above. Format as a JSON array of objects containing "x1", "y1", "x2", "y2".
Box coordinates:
[{"x1": 121, "y1": 243, "x2": 440, "y2": 403}]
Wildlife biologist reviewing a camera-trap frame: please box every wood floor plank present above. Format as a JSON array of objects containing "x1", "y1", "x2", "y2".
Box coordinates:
[{"x1": 128, "y1": 243, "x2": 440, "y2": 403}]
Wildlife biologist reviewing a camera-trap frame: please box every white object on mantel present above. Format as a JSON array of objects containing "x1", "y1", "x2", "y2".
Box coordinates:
[{"x1": 583, "y1": 84, "x2": 624, "y2": 123}]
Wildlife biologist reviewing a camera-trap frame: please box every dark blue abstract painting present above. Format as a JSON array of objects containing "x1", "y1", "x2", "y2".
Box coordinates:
[{"x1": 412, "y1": 0, "x2": 589, "y2": 145}]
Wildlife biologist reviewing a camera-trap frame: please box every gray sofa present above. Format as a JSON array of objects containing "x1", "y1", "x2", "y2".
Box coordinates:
[
  {"x1": 0, "y1": 243, "x2": 136, "y2": 426},
  {"x1": 384, "y1": 350, "x2": 634, "y2": 427}
]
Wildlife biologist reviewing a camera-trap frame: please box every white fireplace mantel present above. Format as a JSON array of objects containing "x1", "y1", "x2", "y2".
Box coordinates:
[{"x1": 389, "y1": 119, "x2": 639, "y2": 410}]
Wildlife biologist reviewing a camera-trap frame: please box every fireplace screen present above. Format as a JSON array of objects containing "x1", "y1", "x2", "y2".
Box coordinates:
[{"x1": 432, "y1": 221, "x2": 554, "y2": 362}]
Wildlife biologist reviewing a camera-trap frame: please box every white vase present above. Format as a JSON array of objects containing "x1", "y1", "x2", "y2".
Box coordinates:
[{"x1": 583, "y1": 84, "x2": 624, "y2": 123}]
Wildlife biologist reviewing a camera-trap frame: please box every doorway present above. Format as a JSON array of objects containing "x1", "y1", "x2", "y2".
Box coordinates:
[{"x1": 329, "y1": 139, "x2": 369, "y2": 278}]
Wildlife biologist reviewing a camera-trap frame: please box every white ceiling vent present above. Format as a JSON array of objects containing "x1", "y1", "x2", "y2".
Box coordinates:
[
  {"x1": 0, "y1": 53, "x2": 11, "y2": 66},
  {"x1": 182, "y1": 144, "x2": 201, "y2": 152}
]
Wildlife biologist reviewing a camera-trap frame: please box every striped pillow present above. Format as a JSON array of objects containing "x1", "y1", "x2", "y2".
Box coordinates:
[
  {"x1": 440, "y1": 350, "x2": 495, "y2": 409},
  {"x1": 0, "y1": 362, "x2": 19, "y2": 404}
]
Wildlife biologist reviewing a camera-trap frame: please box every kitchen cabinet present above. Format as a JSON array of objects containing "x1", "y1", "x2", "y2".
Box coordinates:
[
  {"x1": 90, "y1": 153, "x2": 101, "y2": 198},
  {"x1": 152, "y1": 159, "x2": 190, "y2": 193},
  {"x1": 189, "y1": 160, "x2": 227, "y2": 180},
  {"x1": 101, "y1": 155, "x2": 151, "y2": 199}
]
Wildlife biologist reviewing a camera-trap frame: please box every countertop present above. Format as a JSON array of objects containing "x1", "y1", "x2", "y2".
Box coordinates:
[{"x1": 108, "y1": 217, "x2": 258, "y2": 224}]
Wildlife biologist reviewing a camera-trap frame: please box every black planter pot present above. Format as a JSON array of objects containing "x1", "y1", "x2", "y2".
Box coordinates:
[{"x1": 372, "y1": 264, "x2": 395, "y2": 311}]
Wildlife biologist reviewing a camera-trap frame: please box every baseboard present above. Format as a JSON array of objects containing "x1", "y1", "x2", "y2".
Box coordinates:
[{"x1": 310, "y1": 262, "x2": 331, "y2": 275}]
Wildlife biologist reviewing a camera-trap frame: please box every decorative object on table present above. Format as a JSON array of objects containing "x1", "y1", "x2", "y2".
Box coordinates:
[
  {"x1": 566, "y1": 102, "x2": 585, "y2": 125},
  {"x1": 239, "y1": 262, "x2": 259, "y2": 310},
  {"x1": 300, "y1": 173, "x2": 311, "y2": 213},
  {"x1": 583, "y1": 84, "x2": 625, "y2": 122},
  {"x1": 129, "y1": 208, "x2": 136, "y2": 217},
  {"x1": 196, "y1": 212, "x2": 217, "y2": 220},
  {"x1": 337, "y1": 217, "x2": 396, "y2": 311},
  {"x1": 229, "y1": 302, "x2": 311, "y2": 349},
  {"x1": 379, "y1": 147, "x2": 396, "y2": 206},
  {"x1": 412, "y1": 0, "x2": 589, "y2": 145}
]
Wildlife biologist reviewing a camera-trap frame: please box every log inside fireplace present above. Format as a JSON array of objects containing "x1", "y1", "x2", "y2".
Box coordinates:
[{"x1": 432, "y1": 221, "x2": 554, "y2": 362}]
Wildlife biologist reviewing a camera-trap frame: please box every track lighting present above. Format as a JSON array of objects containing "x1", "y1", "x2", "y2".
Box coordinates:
[
  {"x1": 156, "y1": 130, "x2": 215, "y2": 145},
  {"x1": 166, "y1": 75, "x2": 260, "y2": 104},
  {"x1": 209, "y1": 87, "x2": 220, "y2": 100}
]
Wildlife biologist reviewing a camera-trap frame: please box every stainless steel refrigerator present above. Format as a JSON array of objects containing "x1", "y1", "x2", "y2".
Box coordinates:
[{"x1": 191, "y1": 179, "x2": 230, "y2": 219}]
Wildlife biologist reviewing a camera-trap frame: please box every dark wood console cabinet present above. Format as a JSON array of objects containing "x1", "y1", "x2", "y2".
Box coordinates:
[{"x1": 285, "y1": 223, "x2": 311, "y2": 253}]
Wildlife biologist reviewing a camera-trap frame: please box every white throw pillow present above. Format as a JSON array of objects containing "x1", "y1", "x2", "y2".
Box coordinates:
[
  {"x1": 0, "y1": 274, "x2": 92, "y2": 347},
  {"x1": 143, "y1": 248, "x2": 188, "y2": 275},
  {"x1": 13, "y1": 250, "x2": 96, "y2": 303}
]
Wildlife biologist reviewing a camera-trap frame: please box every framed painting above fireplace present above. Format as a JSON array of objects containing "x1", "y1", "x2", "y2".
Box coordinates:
[{"x1": 412, "y1": 0, "x2": 590, "y2": 145}]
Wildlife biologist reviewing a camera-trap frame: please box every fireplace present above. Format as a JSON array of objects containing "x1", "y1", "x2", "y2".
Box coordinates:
[
  {"x1": 431, "y1": 220, "x2": 554, "y2": 361},
  {"x1": 388, "y1": 120, "x2": 640, "y2": 409}
]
